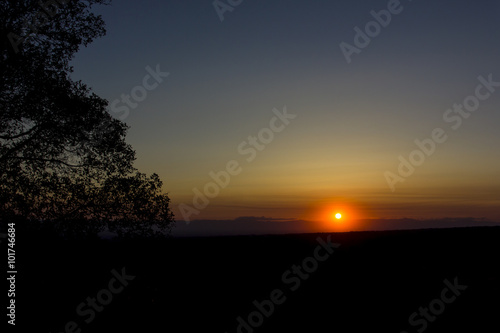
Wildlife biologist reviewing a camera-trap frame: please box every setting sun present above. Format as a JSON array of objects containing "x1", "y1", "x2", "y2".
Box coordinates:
[{"x1": 305, "y1": 200, "x2": 367, "y2": 233}]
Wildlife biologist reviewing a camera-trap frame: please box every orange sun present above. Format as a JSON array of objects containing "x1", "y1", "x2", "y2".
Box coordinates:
[{"x1": 306, "y1": 200, "x2": 365, "y2": 232}]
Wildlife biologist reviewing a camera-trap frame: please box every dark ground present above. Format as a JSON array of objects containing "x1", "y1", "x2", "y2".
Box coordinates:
[{"x1": 14, "y1": 226, "x2": 500, "y2": 332}]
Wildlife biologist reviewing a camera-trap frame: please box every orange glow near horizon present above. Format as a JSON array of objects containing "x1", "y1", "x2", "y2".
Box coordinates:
[{"x1": 306, "y1": 200, "x2": 367, "y2": 232}]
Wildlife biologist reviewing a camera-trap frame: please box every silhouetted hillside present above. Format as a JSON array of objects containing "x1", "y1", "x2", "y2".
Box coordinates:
[
  {"x1": 172, "y1": 217, "x2": 500, "y2": 237},
  {"x1": 19, "y1": 226, "x2": 500, "y2": 332}
]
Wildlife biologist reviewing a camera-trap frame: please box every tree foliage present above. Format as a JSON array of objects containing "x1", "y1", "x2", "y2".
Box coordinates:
[{"x1": 0, "y1": 0, "x2": 175, "y2": 239}]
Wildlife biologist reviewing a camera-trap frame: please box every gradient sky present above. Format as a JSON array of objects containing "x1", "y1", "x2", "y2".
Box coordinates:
[{"x1": 70, "y1": 0, "x2": 500, "y2": 225}]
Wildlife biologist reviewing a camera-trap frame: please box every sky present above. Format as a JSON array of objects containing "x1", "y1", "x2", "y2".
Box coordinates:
[{"x1": 70, "y1": 0, "x2": 500, "y2": 231}]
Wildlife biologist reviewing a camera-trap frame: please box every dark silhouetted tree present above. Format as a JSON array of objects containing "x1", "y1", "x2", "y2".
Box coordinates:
[{"x1": 0, "y1": 0, "x2": 175, "y2": 238}]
